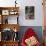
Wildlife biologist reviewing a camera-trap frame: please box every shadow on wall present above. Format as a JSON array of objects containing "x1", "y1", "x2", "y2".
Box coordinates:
[{"x1": 18, "y1": 26, "x2": 43, "y2": 44}]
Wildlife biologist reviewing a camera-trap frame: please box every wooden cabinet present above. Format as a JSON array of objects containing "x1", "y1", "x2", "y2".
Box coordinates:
[
  {"x1": 0, "y1": 7, "x2": 20, "y2": 46},
  {"x1": 0, "y1": 41, "x2": 19, "y2": 46},
  {"x1": 2, "y1": 41, "x2": 19, "y2": 46}
]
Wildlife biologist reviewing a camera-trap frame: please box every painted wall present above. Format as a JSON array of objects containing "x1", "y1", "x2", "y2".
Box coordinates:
[
  {"x1": 0, "y1": 0, "x2": 43, "y2": 26},
  {"x1": 18, "y1": 0, "x2": 43, "y2": 26},
  {"x1": 18, "y1": 26, "x2": 43, "y2": 44}
]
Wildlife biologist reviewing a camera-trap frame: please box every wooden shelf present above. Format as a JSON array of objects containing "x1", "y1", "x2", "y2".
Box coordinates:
[
  {"x1": 0, "y1": 7, "x2": 19, "y2": 10},
  {"x1": 0, "y1": 24, "x2": 20, "y2": 32},
  {"x1": 0, "y1": 7, "x2": 19, "y2": 16},
  {"x1": 0, "y1": 7, "x2": 19, "y2": 24},
  {"x1": 2, "y1": 40, "x2": 19, "y2": 42},
  {"x1": 0, "y1": 40, "x2": 19, "y2": 46},
  {"x1": 0, "y1": 7, "x2": 20, "y2": 46}
]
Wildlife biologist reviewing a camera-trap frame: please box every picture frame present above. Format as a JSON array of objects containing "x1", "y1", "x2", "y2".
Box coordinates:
[
  {"x1": 2, "y1": 10, "x2": 9, "y2": 15},
  {"x1": 25, "y1": 6, "x2": 34, "y2": 19}
]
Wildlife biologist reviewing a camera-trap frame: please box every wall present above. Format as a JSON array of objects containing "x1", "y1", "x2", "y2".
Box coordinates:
[
  {"x1": 0, "y1": 0, "x2": 43, "y2": 26},
  {"x1": 18, "y1": 0, "x2": 43, "y2": 26},
  {"x1": 18, "y1": 26, "x2": 43, "y2": 44}
]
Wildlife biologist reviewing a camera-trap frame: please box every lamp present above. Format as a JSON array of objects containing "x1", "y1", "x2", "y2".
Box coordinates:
[{"x1": 15, "y1": 0, "x2": 17, "y2": 7}]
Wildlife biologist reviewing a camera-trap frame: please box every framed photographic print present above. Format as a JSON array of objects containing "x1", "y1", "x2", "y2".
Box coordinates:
[
  {"x1": 25, "y1": 6, "x2": 34, "y2": 19},
  {"x1": 2, "y1": 10, "x2": 9, "y2": 15}
]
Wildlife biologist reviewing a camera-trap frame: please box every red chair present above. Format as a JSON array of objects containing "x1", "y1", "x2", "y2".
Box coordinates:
[{"x1": 21, "y1": 28, "x2": 41, "y2": 46}]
